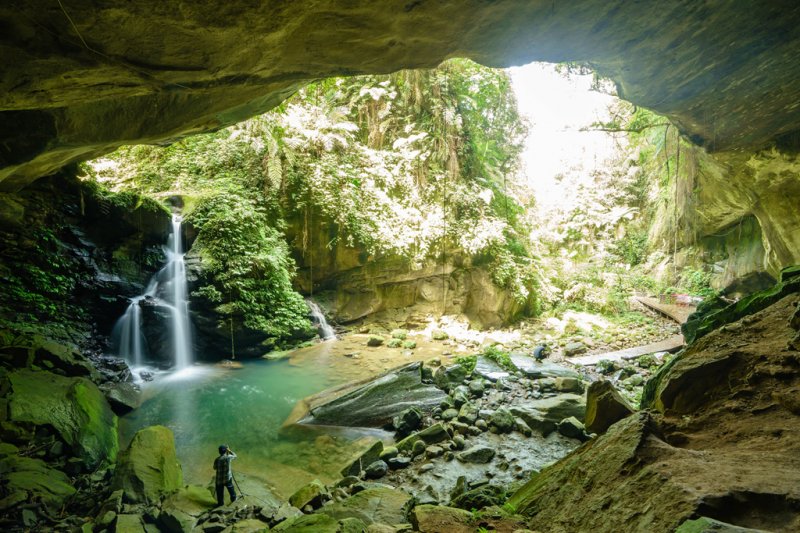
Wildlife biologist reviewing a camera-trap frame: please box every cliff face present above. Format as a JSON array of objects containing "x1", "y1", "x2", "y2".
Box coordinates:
[
  {"x1": 3, "y1": 1, "x2": 800, "y2": 189},
  {"x1": 0, "y1": 173, "x2": 170, "y2": 348},
  {"x1": 285, "y1": 216, "x2": 527, "y2": 328},
  {"x1": 648, "y1": 145, "x2": 800, "y2": 289}
]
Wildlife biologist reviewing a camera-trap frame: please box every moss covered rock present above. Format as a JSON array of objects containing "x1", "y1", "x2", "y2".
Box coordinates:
[
  {"x1": 8, "y1": 369, "x2": 118, "y2": 468},
  {"x1": 0, "y1": 455, "x2": 76, "y2": 513},
  {"x1": 318, "y1": 486, "x2": 412, "y2": 525},
  {"x1": 112, "y1": 425, "x2": 182, "y2": 504}
]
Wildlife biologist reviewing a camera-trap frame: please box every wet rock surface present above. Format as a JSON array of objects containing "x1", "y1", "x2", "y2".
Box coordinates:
[
  {"x1": 299, "y1": 362, "x2": 447, "y2": 427},
  {"x1": 509, "y1": 293, "x2": 800, "y2": 533}
]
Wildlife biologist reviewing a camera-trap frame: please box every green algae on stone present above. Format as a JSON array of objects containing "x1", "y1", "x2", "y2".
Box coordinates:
[
  {"x1": 8, "y1": 369, "x2": 118, "y2": 468},
  {"x1": 112, "y1": 425, "x2": 182, "y2": 504},
  {"x1": 318, "y1": 486, "x2": 412, "y2": 525},
  {"x1": 0, "y1": 455, "x2": 76, "y2": 512}
]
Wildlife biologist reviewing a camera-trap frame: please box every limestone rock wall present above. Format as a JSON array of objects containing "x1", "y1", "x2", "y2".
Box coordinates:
[
  {"x1": 651, "y1": 146, "x2": 800, "y2": 288},
  {"x1": 287, "y1": 218, "x2": 525, "y2": 328}
]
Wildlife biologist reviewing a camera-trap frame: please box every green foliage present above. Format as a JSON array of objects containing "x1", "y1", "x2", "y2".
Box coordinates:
[
  {"x1": 636, "y1": 354, "x2": 657, "y2": 368},
  {"x1": 187, "y1": 193, "x2": 313, "y2": 342},
  {"x1": 390, "y1": 329, "x2": 408, "y2": 340},
  {"x1": 455, "y1": 355, "x2": 478, "y2": 373},
  {"x1": 595, "y1": 359, "x2": 617, "y2": 375},
  {"x1": 480, "y1": 344, "x2": 515, "y2": 371},
  {"x1": 611, "y1": 229, "x2": 649, "y2": 266}
]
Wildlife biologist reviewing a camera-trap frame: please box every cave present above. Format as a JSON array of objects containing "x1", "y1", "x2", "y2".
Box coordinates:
[{"x1": 2, "y1": 2, "x2": 800, "y2": 532}]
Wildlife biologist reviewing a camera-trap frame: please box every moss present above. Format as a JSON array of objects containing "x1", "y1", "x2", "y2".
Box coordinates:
[
  {"x1": 682, "y1": 276, "x2": 800, "y2": 344},
  {"x1": 1, "y1": 456, "x2": 76, "y2": 512},
  {"x1": 390, "y1": 329, "x2": 408, "y2": 339},
  {"x1": 8, "y1": 370, "x2": 118, "y2": 469},
  {"x1": 402, "y1": 340, "x2": 417, "y2": 349}
]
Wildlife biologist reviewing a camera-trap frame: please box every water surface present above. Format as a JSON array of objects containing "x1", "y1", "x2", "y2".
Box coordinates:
[{"x1": 121, "y1": 349, "x2": 391, "y2": 497}]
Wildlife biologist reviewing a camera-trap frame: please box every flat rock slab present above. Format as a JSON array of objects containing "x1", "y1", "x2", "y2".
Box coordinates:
[
  {"x1": 473, "y1": 357, "x2": 510, "y2": 382},
  {"x1": 294, "y1": 362, "x2": 446, "y2": 428},
  {"x1": 510, "y1": 356, "x2": 579, "y2": 379},
  {"x1": 568, "y1": 334, "x2": 684, "y2": 366},
  {"x1": 318, "y1": 486, "x2": 412, "y2": 525}
]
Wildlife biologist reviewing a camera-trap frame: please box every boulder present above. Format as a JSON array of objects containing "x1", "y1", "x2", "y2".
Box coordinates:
[
  {"x1": 378, "y1": 446, "x2": 398, "y2": 461},
  {"x1": 364, "y1": 460, "x2": 388, "y2": 479},
  {"x1": 457, "y1": 402, "x2": 479, "y2": 425},
  {"x1": 489, "y1": 408, "x2": 516, "y2": 433},
  {"x1": 161, "y1": 485, "x2": 216, "y2": 517},
  {"x1": 554, "y1": 377, "x2": 585, "y2": 393},
  {"x1": 272, "y1": 513, "x2": 340, "y2": 532},
  {"x1": 468, "y1": 379, "x2": 486, "y2": 396},
  {"x1": 112, "y1": 425, "x2": 182, "y2": 504},
  {"x1": 449, "y1": 484, "x2": 506, "y2": 510},
  {"x1": 434, "y1": 364, "x2": 470, "y2": 391},
  {"x1": 563, "y1": 342, "x2": 588, "y2": 356},
  {"x1": 392, "y1": 407, "x2": 422, "y2": 437},
  {"x1": 674, "y1": 516, "x2": 771, "y2": 532},
  {"x1": 509, "y1": 355, "x2": 580, "y2": 379},
  {"x1": 225, "y1": 518, "x2": 271, "y2": 532},
  {"x1": 100, "y1": 381, "x2": 141, "y2": 415},
  {"x1": 410, "y1": 504, "x2": 473, "y2": 533},
  {"x1": 456, "y1": 445, "x2": 495, "y2": 464},
  {"x1": 318, "y1": 486, "x2": 412, "y2": 525},
  {"x1": 115, "y1": 514, "x2": 146, "y2": 532},
  {"x1": 289, "y1": 479, "x2": 328, "y2": 509},
  {"x1": 441, "y1": 408, "x2": 459, "y2": 421},
  {"x1": 387, "y1": 456, "x2": 411, "y2": 470},
  {"x1": 302, "y1": 362, "x2": 446, "y2": 427},
  {"x1": 396, "y1": 423, "x2": 449, "y2": 453},
  {"x1": 510, "y1": 394, "x2": 586, "y2": 436},
  {"x1": 341, "y1": 440, "x2": 384, "y2": 477},
  {"x1": 584, "y1": 380, "x2": 635, "y2": 434},
  {"x1": 557, "y1": 416, "x2": 590, "y2": 441},
  {"x1": 8, "y1": 369, "x2": 118, "y2": 468},
  {"x1": 366, "y1": 335, "x2": 384, "y2": 347},
  {"x1": 0, "y1": 455, "x2": 76, "y2": 513},
  {"x1": 473, "y1": 356, "x2": 510, "y2": 382}
]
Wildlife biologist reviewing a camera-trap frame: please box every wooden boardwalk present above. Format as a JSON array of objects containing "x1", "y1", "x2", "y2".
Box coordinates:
[
  {"x1": 567, "y1": 296, "x2": 695, "y2": 366},
  {"x1": 634, "y1": 296, "x2": 695, "y2": 324}
]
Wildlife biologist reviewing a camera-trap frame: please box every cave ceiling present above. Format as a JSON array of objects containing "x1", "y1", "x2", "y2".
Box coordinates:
[{"x1": 2, "y1": 0, "x2": 800, "y2": 190}]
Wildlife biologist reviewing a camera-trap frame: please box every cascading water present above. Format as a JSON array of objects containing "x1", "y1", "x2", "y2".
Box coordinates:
[
  {"x1": 164, "y1": 215, "x2": 193, "y2": 369},
  {"x1": 307, "y1": 300, "x2": 336, "y2": 340},
  {"x1": 112, "y1": 214, "x2": 194, "y2": 370}
]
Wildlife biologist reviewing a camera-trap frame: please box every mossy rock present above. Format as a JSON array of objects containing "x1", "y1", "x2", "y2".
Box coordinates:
[
  {"x1": 431, "y1": 329, "x2": 449, "y2": 340},
  {"x1": 367, "y1": 335, "x2": 385, "y2": 347},
  {"x1": 318, "y1": 486, "x2": 412, "y2": 525},
  {"x1": 112, "y1": 425, "x2": 182, "y2": 504},
  {"x1": 0, "y1": 455, "x2": 76, "y2": 512},
  {"x1": 8, "y1": 370, "x2": 118, "y2": 468},
  {"x1": 402, "y1": 340, "x2": 417, "y2": 349},
  {"x1": 272, "y1": 513, "x2": 340, "y2": 532},
  {"x1": 682, "y1": 275, "x2": 800, "y2": 344},
  {"x1": 387, "y1": 338, "x2": 403, "y2": 348},
  {"x1": 390, "y1": 329, "x2": 408, "y2": 340}
]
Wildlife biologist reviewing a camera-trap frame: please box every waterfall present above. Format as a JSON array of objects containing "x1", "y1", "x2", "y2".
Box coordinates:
[
  {"x1": 307, "y1": 301, "x2": 336, "y2": 340},
  {"x1": 164, "y1": 215, "x2": 193, "y2": 369},
  {"x1": 111, "y1": 215, "x2": 194, "y2": 369},
  {"x1": 113, "y1": 295, "x2": 146, "y2": 366}
]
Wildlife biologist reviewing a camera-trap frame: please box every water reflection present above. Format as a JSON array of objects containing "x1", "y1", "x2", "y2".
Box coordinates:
[{"x1": 120, "y1": 357, "x2": 390, "y2": 497}]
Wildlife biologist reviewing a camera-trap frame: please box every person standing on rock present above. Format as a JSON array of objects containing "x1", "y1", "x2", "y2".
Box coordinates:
[{"x1": 213, "y1": 444, "x2": 237, "y2": 506}]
